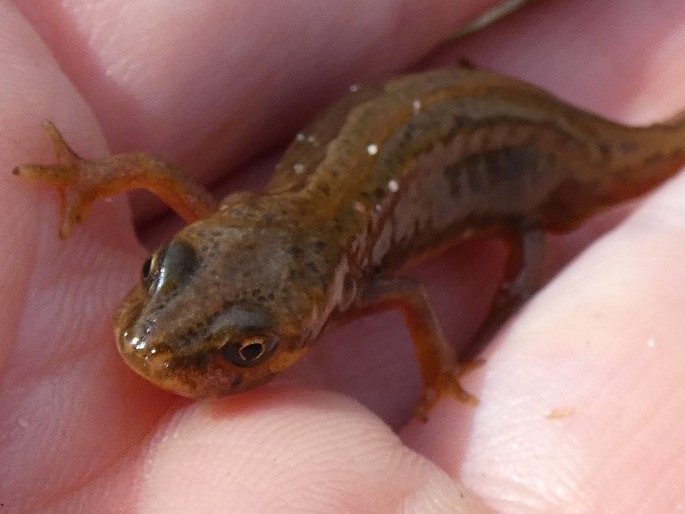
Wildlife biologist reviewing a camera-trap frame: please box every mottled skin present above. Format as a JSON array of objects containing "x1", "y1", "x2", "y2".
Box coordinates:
[{"x1": 15, "y1": 67, "x2": 685, "y2": 410}]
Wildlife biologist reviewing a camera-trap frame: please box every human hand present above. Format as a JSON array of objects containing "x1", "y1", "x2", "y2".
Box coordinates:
[{"x1": 2, "y1": 1, "x2": 685, "y2": 512}]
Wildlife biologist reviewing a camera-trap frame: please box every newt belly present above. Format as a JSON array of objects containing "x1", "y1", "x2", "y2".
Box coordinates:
[{"x1": 14, "y1": 67, "x2": 685, "y2": 417}]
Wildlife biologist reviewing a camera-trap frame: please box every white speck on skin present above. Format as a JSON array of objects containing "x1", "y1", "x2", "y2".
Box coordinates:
[
  {"x1": 387, "y1": 179, "x2": 399, "y2": 192},
  {"x1": 132, "y1": 337, "x2": 145, "y2": 351},
  {"x1": 353, "y1": 201, "x2": 366, "y2": 214},
  {"x1": 306, "y1": 134, "x2": 319, "y2": 146},
  {"x1": 646, "y1": 338, "x2": 656, "y2": 348},
  {"x1": 374, "y1": 204, "x2": 382, "y2": 212},
  {"x1": 349, "y1": 83, "x2": 361, "y2": 93},
  {"x1": 367, "y1": 144, "x2": 378, "y2": 155},
  {"x1": 293, "y1": 163, "x2": 305, "y2": 174},
  {"x1": 296, "y1": 132, "x2": 306, "y2": 142},
  {"x1": 412, "y1": 98, "x2": 422, "y2": 113}
]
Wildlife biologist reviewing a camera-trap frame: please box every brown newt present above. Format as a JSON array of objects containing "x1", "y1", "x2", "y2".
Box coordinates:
[{"x1": 14, "y1": 67, "x2": 685, "y2": 417}]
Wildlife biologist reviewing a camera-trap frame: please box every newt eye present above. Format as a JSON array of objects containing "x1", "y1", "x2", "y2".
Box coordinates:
[
  {"x1": 142, "y1": 240, "x2": 197, "y2": 295},
  {"x1": 220, "y1": 334, "x2": 280, "y2": 367}
]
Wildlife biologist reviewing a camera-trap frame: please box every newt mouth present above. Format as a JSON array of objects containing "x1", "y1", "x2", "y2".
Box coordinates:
[{"x1": 113, "y1": 285, "x2": 264, "y2": 398}]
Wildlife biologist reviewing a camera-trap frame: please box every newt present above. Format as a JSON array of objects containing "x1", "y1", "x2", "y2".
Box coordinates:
[{"x1": 14, "y1": 66, "x2": 685, "y2": 417}]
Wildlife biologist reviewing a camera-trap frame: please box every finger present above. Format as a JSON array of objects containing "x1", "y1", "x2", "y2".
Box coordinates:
[
  {"x1": 15, "y1": 0, "x2": 498, "y2": 184},
  {"x1": 0, "y1": 4, "x2": 176, "y2": 510},
  {"x1": 417, "y1": 168, "x2": 685, "y2": 512},
  {"x1": 138, "y1": 388, "x2": 492, "y2": 513},
  {"x1": 441, "y1": 0, "x2": 685, "y2": 117}
]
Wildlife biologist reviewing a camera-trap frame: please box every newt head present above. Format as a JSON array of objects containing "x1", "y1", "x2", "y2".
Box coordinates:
[{"x1": 114, "y1": 209, "x2": 337, "y2": 398}]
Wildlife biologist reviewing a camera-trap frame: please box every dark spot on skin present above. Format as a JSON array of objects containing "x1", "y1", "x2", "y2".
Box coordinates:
[
  {"x1": 599, "y1": 143, "x2": 611, "y2": 156},
  {"x1": 620, "y1": 141, "x2": 637, "y2": 153},
  {"x1": 287, "y1": 268, "x2": 304, "y2": 280},
  {"x1": 444, "y1": 146, "x2": 541, "y2": 196},
  {"x1": 313, "y1": 240, "x2": 325, "y2": 251},
  {"x1": 152, "y1": 302, "x2": 166, "y2": 312}
]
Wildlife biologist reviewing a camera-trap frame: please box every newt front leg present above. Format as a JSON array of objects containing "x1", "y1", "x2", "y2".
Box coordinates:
[
  {"x1": 359, "y1": 227, "x2": 545, "y2": 420},
  {"x1": 13, "y1": 121, "x2": 216, "y2": 238},
  {"x1": 357, "y1": 277, "x2": 479, "y2": 420}
]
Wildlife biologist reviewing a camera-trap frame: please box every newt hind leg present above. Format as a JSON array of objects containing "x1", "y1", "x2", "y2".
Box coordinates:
[
  {"x1": 459, "y1": 227, "x2": 546, "y2": 363},
  {"x1": 13, "y1": 121, "x2": 216, "y2": 238}
]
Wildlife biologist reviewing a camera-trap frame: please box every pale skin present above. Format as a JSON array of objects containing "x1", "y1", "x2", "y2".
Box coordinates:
[{"x1": 2, "y1": 1, "x2": 685, "y2": 512}]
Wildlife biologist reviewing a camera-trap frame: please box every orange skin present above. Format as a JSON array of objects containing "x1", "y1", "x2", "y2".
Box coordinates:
[{"x1": 3, "y1": 1, "x2": 685, "y2": 513}]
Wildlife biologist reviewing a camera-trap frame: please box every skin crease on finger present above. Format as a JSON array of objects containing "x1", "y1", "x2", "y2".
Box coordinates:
[{"x1": 2, "y1": 1, "x2": 685, "y2": 514}]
